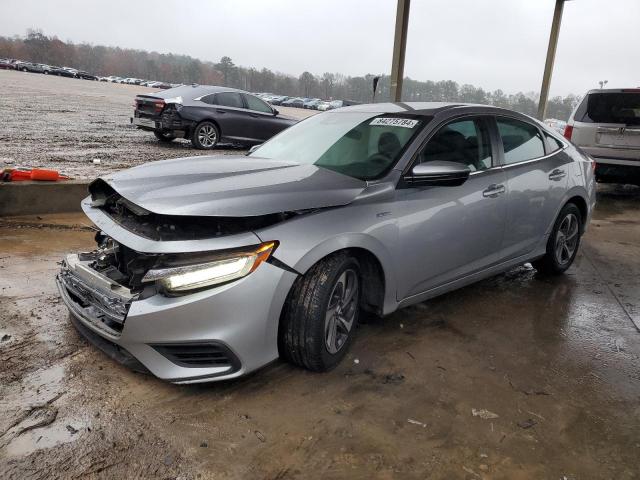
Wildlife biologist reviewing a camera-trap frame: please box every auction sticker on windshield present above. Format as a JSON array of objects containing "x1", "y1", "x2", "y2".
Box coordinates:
[{"x1": 370, "y1": 118, "x2": 419, "y2": 128}]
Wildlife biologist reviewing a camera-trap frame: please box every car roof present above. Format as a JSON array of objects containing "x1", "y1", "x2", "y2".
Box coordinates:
[
  {"x1": 150, "y1": 84, "x2": 246, "y2": 99},
  {"x1": 584, "y1": 88, "x2": 640, "y2": 95},
  {"x1": 336, "y1": 102, "x2": 522, "y2": 117}
]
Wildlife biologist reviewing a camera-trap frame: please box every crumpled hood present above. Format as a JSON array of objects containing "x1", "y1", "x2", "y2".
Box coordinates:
[{"x1": 95, "y1": 155, "x2": 366, "y2": 217}]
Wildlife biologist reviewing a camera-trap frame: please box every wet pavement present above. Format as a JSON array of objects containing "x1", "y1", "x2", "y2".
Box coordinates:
[{"x1": 1, "y1": 185, "x2": 639, "y2": 479}]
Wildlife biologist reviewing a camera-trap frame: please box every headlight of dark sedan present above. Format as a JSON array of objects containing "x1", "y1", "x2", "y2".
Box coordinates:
[{"x1": 142, "y1": 241, "x2": 277, "y2": 293}]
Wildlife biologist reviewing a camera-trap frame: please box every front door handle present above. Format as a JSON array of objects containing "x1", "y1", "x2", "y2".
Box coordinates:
[
  {"x1": 549, "y1": 169, "x2": 566, "y2": 180},
  {"x1": 482, "y1": 184, "x2": 505, "y2": 198},
  {"x1": 216, "y1": 109, "x2": 227, "y2": 114}
]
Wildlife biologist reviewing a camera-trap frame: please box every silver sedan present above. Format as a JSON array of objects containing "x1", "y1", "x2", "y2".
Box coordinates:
[{"x1": 57, "y1": 102, "x2": 596, "y2": 383}]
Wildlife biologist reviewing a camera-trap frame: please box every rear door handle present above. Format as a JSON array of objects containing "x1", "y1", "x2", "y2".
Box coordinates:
[
  {"x1": 215, "y1": 109, "x2": 227, "y2": 114},
  {"x1": 482, "y1": 184, "x2": 505, "y2": 198},
  {"x1": 249, "y1": 113, "x2": 259, "y2": 118},
  {"x1": 549, "y1": 169, "x2": 566, "y2": 180}
]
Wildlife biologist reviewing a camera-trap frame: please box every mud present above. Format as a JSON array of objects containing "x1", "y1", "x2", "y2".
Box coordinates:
[
  {"x1": 0, "y1": 70, "x2": 315, "y2": 179},
  {"x1": 0, "y1": 184, "x2": 638, "y2": 479}
]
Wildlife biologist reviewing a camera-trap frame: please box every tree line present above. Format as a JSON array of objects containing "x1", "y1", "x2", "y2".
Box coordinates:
[{"x1": 0, "y1": 30, "x2": 580, "y2": 120}]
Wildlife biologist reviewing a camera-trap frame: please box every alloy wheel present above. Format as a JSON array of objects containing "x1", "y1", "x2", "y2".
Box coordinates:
[
  {"x1": 324, "y1": 269, "x2": 359, "y2": 354},
  {"x1": 197, "y1": 124, "x2": 217, "y2": 148},
  {"x1": 554, "y1": 212, "x2": 579, "y2": 265}
]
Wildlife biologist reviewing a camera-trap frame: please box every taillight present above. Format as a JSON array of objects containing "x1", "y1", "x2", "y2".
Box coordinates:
[
  {"x1": 153, "y1": 100, "x2": 166, "y2": 113},
  {"x1": 563, "y1": 125, "x2": 573, "y2": 140}
]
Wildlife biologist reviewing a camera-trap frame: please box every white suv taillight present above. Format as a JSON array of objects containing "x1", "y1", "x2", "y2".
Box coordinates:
[{"x1": 563, "y1": 125, "x2": 574, "y2": 140}]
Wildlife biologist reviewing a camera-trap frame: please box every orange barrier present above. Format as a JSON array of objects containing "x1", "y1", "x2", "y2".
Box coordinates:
[{"x1": 1, "y1": 168, "x2": 71, "y2": 182}]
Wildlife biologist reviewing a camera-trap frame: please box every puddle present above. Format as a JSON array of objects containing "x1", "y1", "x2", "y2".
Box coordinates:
[
  {"x1": 2, "y1": 417, "x2": 88, "y2": 458},
  {"x1": 1, "y1": 364, "x2": 66, "y2": 418}
]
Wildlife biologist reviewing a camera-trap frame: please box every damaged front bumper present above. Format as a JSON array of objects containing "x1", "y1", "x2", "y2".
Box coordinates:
[{"x1": 57, "y1": 221, "x2": 298, "y2": 384}]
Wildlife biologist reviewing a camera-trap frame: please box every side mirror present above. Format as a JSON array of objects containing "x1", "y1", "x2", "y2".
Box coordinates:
[
  {"x1": 405, "y1": 161, "x2": 471, "y2": 187},
  {"x1": 273, "y1": 108, "x2": 279, "y2": 116},
  {"x1": 248, "y1": 144, "x2": 262, "y2": 155}
]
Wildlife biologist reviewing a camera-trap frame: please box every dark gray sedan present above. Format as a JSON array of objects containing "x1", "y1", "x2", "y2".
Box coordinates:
[{"x1": 132, "y1": 85, "x2": 297, "y2": 149}]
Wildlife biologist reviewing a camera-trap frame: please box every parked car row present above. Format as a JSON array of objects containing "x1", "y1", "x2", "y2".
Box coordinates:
[
  {"x1": 98, "y1": 76, "x2": 174, "y2": 88},
  {"x1": 254, "y1": 93, "x2": 359, "y2": 111},
  {"x1": 0, "y1": 57, "x2": 174, "y2": 89},
  {"x1": 0, "y1": 58, "x2": 99, "y2": 80}
]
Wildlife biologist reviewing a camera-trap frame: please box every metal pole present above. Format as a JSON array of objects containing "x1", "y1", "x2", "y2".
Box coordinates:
[
  {"x1": 537, "y1": 0, "x2": 566, "y2": 120},
  {"x1": 390, "y1": 0, "x2": 411, "y2": 102}
]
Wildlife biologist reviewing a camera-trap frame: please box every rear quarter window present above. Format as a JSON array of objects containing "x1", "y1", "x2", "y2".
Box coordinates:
[{"x1": 544, "y1": 132, "x2": 564, "y2": 153}]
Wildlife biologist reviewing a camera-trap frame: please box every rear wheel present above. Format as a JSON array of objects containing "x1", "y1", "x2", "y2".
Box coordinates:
[
  {"x1": 154, "y1": 130, "x2": 176, "y2": 143},
  {"x1": 43, "y1": 70, "x2": 49, "y2": 75},
  {"x1": 279, "y1": 253, "x2": 361, "y2": 372},
  {"x1": 533, "y1": 203, "x2": 582, "y2": 275},
  {"x1": 191, "y1": 121, "x2": 219, "y2": 150}
]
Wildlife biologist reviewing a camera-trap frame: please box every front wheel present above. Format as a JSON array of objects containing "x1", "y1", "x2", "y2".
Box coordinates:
[
  {"x1": 154, "y1": 130, "x2": 176, "y2": 143},
  {"x1": 279, "y1": 253, "x2": 361, "y2": 372},
  {"x1": 191, "y1": 121, "x2": 219, "y2": 150},
  {"x1": 533, "y1": 203, "x2": 582, "y2": 275},
  {"x1": 43, "y1": 70, "x2": 49, "y2": 75}
]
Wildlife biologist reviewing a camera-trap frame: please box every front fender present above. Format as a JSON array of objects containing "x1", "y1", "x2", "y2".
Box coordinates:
[{"x1": 255, "y1": 207, "x2": 400, "y2": 315}]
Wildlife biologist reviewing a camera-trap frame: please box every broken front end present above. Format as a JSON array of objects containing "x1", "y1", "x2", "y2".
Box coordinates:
[{"x1": 56, "y1": 186, "x2": 299, "y2": 383}]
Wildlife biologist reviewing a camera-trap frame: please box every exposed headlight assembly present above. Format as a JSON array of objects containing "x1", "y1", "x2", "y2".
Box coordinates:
[{"x1": 142, "y1": 241, "x2": 277, "y2": 293}]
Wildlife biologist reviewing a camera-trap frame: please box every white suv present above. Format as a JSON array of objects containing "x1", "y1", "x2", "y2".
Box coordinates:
[{"x1": 565, "y1": 88, "x2": 640, "y2": 185}]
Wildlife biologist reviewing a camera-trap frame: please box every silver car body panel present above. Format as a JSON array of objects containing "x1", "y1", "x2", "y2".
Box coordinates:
[
  {"x1": 59, "y1": 103, "x2": 595, "y2": 383},
  {"x1": 98, "y1": 156, "x2": 366, "y2": 217}
]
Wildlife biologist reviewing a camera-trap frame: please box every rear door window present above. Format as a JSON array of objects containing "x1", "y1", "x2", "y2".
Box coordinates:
[
  {"x1": 243, "y1": 94, "x2": 273, "y2": 114},
  {"x1": 578, "y1": 92, "x2": 640, "y2": 125},
  {"x1": 496, "y1": 118, "x2": 545, "y2": 165},
  {"x1": 200, "y1": 94, "x2": 216, "y2": 105},
  {"x1": 215, "y1": 92, "x2": 244, "y2": 109}
]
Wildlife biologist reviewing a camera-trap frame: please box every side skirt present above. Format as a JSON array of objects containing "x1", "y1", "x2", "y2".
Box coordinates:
[{"x1": 396, "y1": 250, "x2": 546, "y2": 310}]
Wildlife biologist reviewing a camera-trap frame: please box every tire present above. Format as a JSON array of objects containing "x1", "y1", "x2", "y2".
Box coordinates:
[
  {"x1": 190, "y1": 121, "x2": 219, "y2": 150},
  {"x1": 154, "y1": 130, "x2": 176, "y2": 143},
  {"x1": 279, "y1": 253, "x2": 361, "y2": 372},
  {"x1": 44, "y1": 70, "x2": 49, "y2": 75},
  {"x1": 22, "y1": 68, "x2": 27, "y2": 72},
  {"x1": 533, "y1": 203, "x2": 582, "y2": 275}
]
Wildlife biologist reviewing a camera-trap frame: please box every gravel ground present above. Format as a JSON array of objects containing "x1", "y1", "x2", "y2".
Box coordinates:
[{"x1": 0, "y1": 70, "x2": 314, "y2": 179}]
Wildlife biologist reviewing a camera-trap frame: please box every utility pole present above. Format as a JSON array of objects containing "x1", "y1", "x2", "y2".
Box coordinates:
[
  {"x1": 537, "y1": 0, "x2": 567, "y2": 120},
  {"x1": 390, "y1": 0, "x2": 411, "y2": 102}
]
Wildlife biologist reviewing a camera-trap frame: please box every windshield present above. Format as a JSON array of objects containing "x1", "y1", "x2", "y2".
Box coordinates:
[{"x1": 251, "y1": 111, "x2": 426, "y2": 180}]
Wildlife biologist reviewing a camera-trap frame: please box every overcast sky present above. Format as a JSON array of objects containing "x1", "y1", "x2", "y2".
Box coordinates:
[{"x1": 1, "y1": 0, "x2": 638, "y2": 96}]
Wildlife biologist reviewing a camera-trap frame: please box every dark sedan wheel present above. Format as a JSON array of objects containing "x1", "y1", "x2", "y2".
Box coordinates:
[
  {"x1": 154, "y1": 131, "x2": 176, "y2": 143},
  {"x1": 191, "y1": 121, "x2": 219, "y2": 150},
  {"x1": 279, "y1": 252, "x2": 360, "y2": 372},
  {"x1": 533, "y1": 203, "x2": 582, "y2": 275},
  {"x1": 43, "y1": 70, "x2": 49, "y2": 75}
]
